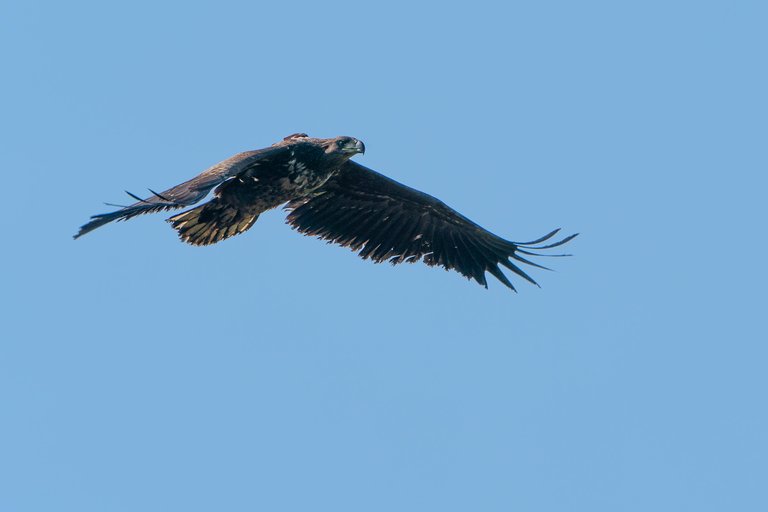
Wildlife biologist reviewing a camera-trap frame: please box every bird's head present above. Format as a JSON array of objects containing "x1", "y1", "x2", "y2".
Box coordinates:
[{"x1": 326, "y1": 136, "x2": 365, "y2": 156}]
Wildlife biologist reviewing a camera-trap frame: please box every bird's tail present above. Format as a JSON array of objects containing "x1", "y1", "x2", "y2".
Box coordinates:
[{"x1": 167, "y1": 200, "x2": 258, "y2": 246}]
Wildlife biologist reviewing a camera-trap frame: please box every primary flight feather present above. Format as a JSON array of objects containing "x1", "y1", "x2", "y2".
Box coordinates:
[{"x1": 75, "y1": 133, "x2": 577, "y2": 291}]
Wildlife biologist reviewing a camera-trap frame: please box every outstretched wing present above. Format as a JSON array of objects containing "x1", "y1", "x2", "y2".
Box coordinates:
[
  {"x1": 286, "y1": 161, "x2": 577, "y2": 290},
  {"x1": 74, "y1": 145, "x2": 288, "y2": 239}
]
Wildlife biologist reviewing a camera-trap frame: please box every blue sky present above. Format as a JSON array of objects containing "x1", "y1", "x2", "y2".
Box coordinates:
[{"x1": 2, "y1": 1, "x2": 766, "y2": 511}]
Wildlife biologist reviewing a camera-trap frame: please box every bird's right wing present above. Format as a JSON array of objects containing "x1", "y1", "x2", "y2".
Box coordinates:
[{"x1": 74, "y1": 145, "x2": 287, "y2": 239}]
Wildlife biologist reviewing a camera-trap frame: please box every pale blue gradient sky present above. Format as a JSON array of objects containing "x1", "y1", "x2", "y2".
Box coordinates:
[{"x1": 2, "y1": 1, "x2": 766, "y2": 511}]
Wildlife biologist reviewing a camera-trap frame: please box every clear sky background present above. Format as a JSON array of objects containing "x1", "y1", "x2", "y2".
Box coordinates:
[{"x1": 2, "y1": 1, "x2": 766, "y2": 511}]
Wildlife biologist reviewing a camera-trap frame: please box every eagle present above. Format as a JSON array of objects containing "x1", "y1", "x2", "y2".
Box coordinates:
[{"x1": 75, "y1": 133, "x2": 577, "y2": 290}]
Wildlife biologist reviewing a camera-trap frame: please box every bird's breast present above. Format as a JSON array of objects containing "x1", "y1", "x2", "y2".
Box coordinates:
[{"x1": 283, "y1": 158, "x2": 337, "y2": 193}]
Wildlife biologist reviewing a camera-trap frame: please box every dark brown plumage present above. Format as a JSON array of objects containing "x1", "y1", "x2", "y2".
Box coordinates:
[{"x1": 75, "y1": 134, "x2": 577, "y2": 290}]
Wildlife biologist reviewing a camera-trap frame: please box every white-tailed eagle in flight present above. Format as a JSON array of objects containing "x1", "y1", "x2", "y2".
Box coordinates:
[{"x1": 75, "y1": 133, "x2": 577, "y2": 291}]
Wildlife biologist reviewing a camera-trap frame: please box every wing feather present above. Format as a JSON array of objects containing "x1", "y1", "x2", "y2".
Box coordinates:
[{"x1": 286, "y1": 161, "x2": 577, "y2": 290}]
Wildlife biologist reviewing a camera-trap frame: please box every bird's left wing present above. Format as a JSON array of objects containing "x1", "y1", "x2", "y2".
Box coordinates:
[
  {"x1": 285, "y1": 161, "x2": 577, "y2": 290},
  {"x1": 74, "y1": 146, "x2": 287, "y2": 239}
]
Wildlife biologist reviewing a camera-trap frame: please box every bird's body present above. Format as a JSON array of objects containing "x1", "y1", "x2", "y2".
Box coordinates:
[
  {"x1": 75, "y1": 134, "x2": 576, "y2": 290},
  {"x1": 166, "y1": 134, "x2": 359, "y2": 245}
]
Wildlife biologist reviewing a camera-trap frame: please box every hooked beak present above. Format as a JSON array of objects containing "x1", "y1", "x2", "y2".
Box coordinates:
[{"x1": 350, "y1": 139, "x2": 365, "y2": 155}]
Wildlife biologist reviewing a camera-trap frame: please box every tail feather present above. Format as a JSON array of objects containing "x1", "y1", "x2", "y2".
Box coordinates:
[{"x1": 168, "y1": 200, "x2": 258, "y2": 246}]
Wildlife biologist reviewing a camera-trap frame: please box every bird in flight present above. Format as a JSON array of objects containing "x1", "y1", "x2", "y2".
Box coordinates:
[{"x1": 75, "y1": 133, "x2": 577, "y2": 290}]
